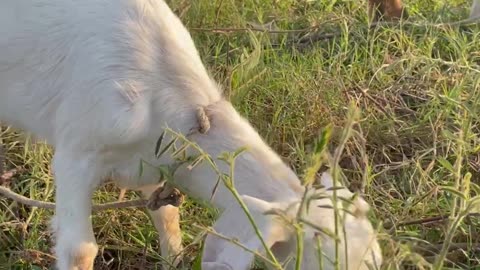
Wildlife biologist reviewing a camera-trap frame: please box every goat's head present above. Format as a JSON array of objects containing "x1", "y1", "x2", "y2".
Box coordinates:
[
  {"x1": 265, "y1": 172, "x2": 382, "y2": 270},
  {"x1": 192, "y1": 106, "x2": 382, "y2": 269},
  {"x1": 201, "y1": 172, "x2": 382, "y2": 270}
]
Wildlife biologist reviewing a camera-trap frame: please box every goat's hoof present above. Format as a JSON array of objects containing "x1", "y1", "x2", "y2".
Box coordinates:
[
  {"x1": 55, "y1": 242, "x2": 98, "y2": 270},
  {"x1": 72, "y1": 249, "x2": 96, "y2": 270},
  {"x1": 160, "y1": 255, "x2": 184, "y2": 270}
]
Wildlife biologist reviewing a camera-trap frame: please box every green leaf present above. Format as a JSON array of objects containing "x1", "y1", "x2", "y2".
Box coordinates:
[
  {"x1": 218, "y1": 152, "x2": 231, "y2": 163},
  {"x1": 317, "y1": 204, "x2": 334, "y2": 210},
  {"x1": 157, "y1": 138, "x2": 177, "y2": 158},
  {"x1": 221, "y1": 174, "x2": 233, "y2": 188},
  {"x1": 233, "y1": 146, "x2": 248, "y2": 159},
  {"x1": 155, "y1": 131, "x2": 166, "y2": 158},
  {"x1": 191, "y1": 243, "x2": 204, "y2": 270},
  {"x1": 315, "y1": 125, "x2": 332, "y2": 155},
  {"x1": 440, "y1": 186, "x2": 467, "y2": 200},
  {"x1": 172, "y1": 143, "x2": 190, "y2": 158},
  {"x1": 158, "y1": 165, "x2": 174, "y2": 182},
  {"x1": 209, "y1": 176, "x2": 222, "y2": 202},
  {"x1": 325, "y1": 186, "x2": 346, "y2": 191},
  {"x1": 470, "y1": 183, "x2": 480, "y2": 194},
  {"x1": 437, "y1": 157, "x2": 455, "y2": 173},
  {"x1": 467, "y1": 196, "x2": 480, "y2": 210},
  {"x1": 187, "y1": 155, "x2": 206, "y2": 170},
  {"x1": 310, "y1": 194, "x2": 331, "y2": 200}
]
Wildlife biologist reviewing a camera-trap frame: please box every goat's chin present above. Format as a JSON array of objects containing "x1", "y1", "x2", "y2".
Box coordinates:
[{"x1": 264, "y1": 230, "x2": 381, "y2": 270}]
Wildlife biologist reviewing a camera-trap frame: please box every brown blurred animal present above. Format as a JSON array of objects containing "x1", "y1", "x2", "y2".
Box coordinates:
[
  {"x1": 368, "y1": 0, "x2": 408, "y2": 22},
  {"x1": 369, "y1": 0, "x2": 480, "y2": 24}
]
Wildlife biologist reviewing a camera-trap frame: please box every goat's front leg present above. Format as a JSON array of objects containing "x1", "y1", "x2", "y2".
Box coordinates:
[
  {"x1": 138, "y1": 184, "x2": 183, "y2": 267},
  {"x1": 50, "y1": 150, "x2": 102, "y2": 270}
]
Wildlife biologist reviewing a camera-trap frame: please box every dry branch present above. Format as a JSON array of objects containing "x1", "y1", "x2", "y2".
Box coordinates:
[
  {"x1": 189, "y1": 15, "x2": 480, "y2": 52},
  {"x1": 0, "y1": 169, "x2": 183, "y2": 212},
  {"x1": 190, "y1": 26, "x2": 311, "y2": 34},
  {"x1": 0, "y1": 184, "x2": 185, "y2": 212},
  {"x1": 394, "y1": 213, "x2": 480, "y2": 228},
  {"x1": 0, "y1": 185, "x2": 147, "y2": 211},
  {"x1": 0, "y1": 141, "x2": 184, "y2": 212}
]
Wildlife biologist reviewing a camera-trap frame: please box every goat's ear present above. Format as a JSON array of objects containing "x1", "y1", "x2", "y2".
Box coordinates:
[
  {"x1": 349, "y1": 195, "x2": 371, "y2": 218},
  {"x1": 201, "y1": 195, "x2": 290, "y2": 270},
  {"x1": 317, "y1": 172, "x2": 371, "y2": 218}
]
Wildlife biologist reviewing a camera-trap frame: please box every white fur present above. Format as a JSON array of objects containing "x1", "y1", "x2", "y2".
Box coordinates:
[{"x1": 0, "y1": 1, "x2": 382, "y2": 269}]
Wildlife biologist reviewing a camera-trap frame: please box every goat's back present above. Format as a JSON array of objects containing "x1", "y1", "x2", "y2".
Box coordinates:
[{"x1": 0, "y1": 0, "x2": 220, "y2": 148}]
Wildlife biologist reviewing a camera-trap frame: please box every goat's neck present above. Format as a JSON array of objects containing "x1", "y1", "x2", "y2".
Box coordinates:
[{"x1": 179, "y1": 100, "x2": 304, "y2": 209}]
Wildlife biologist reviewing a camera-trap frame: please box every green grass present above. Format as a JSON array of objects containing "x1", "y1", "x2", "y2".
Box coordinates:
[{"x1": 2, "y1": 0, "x2": 480, "y2": 269}]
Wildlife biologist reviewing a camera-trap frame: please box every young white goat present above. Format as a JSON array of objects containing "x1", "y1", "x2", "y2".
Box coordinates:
[{"x1": 0, "y1": 1, "x2": 382, "y2": 269}]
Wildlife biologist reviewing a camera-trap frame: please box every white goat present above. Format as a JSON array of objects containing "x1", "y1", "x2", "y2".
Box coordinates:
[
  {"x1": 471, "y1": 0, "x2": 480, "y2": 19},
  {"x1": 0, "y1": 1, "x2": 382, "y2": 269}
]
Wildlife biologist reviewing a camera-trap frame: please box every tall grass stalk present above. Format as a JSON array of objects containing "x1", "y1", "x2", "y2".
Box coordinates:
[
  {"x1": 330, "y1": 102, "x2": 361, "y2": 270},
  {"x1": 433, "y1": 103, "x2": 474, "y2": 268}
]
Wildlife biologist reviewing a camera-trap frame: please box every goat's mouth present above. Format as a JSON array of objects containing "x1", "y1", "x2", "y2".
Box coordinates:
[{"x1": 147, "y1": 184, "x2": 185, "y2": 210}]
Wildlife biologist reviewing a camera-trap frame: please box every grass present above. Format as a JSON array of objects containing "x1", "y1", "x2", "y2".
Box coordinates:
[{"x1": 1, "y1": 0, "x2": 480, "y2": 269}]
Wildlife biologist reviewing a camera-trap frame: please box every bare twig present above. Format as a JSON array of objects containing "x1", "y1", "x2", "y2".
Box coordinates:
[
  {"x1": 292, "y1": 32, "x2": 339, "y2": 50},
  {"x1": 0, "y1": 185, "x2": 148, "y2": 211},
  {"x1": 393, "y1": 213, "x2": 480, "y2": 228},
  {"x1": 21, "y1": 248, "x2": 57, "y2": 261},
  {"x1": 297, "y1": 28, "x2": 338, "y2": 42},
  {"x1": 426, "y1": 242, "x2": 480, "y2": 252},
  {"x1": 357, "y1": 88, "x2": 391, "y2": 117},
  {"x1": 0, "y1": 184, "x2": 186, "y2": 212},
  {"x1": 0, "y1": 177, "x2": 178, "y2": 213},
  {"x1": 189, "y1": 18, "x2": 346, "y2": 36},
  {"x1": 190, "y1": 26, "x2": 311, "y2": 34},
  {"x1": 190, "y1": 21, "x2": 341, "y2": 50},
  {"x1": 0, "y1": 144, "x2": 183, "y2": 212},
  {"x1": 413, "y1": 242, "x2": 480, "y2": 264},
  {"x1": 190, "y1": 16, "x2": 480, "y2": 52}
]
